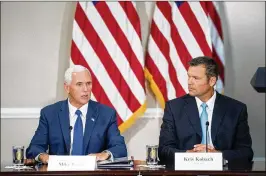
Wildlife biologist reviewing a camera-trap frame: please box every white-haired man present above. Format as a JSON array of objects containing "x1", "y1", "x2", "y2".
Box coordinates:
[{"x1": 26, "y1": 65, "x2": 127, "y2": 164}]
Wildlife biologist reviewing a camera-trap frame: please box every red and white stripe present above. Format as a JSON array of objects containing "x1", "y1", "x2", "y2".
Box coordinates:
[
  {"x1": 71, "y1": 2, "x2": 146, "y2": 132},
  {"x1": 145, "y1": 1, "x2": 225, "y2": 108}
]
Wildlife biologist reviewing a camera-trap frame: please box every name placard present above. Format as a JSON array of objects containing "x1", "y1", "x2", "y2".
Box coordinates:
[
  {"x1": 47, "y1": 155, "x2": 97, "y2": 171},
  {"x1": 175, "y1": 152, "x2": 223, "y2": 171}
]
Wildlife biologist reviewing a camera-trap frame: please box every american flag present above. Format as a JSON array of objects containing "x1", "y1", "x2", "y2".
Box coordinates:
[
  {"x1": 145, "y1": 1, "x2": 225, "y2": 108},
  {"x1": 70, "y1": 1, "x2": 146, "y2": 133}
]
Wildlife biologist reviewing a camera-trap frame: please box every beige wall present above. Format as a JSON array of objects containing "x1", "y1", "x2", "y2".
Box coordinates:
[{"x1": 1, "y1": 2, "x2": 265, "y2": 164}]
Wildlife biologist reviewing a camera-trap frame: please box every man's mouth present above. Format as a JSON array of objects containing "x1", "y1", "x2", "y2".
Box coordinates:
[{"x1": 81, "y1": 95, "x2": 88, "y2": 98}]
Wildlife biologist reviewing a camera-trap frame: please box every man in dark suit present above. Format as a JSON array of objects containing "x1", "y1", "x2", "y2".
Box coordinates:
[
  {"x1": 158, "y1": 56, "x2": 253, "y2": 165},
  {"x1": 26, "y1": 65, "x2": 127, "y2": 164}
]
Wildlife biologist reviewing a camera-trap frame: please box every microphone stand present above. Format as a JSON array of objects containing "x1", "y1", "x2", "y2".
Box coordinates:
[{"x1": 206, "y1": 121, "x2": 209, "y2": 153}]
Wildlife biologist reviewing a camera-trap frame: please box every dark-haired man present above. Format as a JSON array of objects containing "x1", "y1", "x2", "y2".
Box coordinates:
[{"x1": 158, "y1": 56, "x2": 253, "y2": 165}]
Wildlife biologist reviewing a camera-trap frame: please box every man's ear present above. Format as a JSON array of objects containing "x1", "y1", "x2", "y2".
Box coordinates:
[
  {"x1": 64, "y1": 83, "x2": 70, "y2": 94},
  {"x1": 209, "y1": 76, "x2": 217, "y2": 87}
]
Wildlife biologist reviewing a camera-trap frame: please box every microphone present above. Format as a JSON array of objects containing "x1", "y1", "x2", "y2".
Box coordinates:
[
  {"x1": 69, "y1": 126, "x2": 73, "y2": 131},
  {"x1": 250, "y1": 67, "x2": 266, "y2": 93},
  {"x1": 205, "y1": 121, "x2": 209, "y2": 153}
]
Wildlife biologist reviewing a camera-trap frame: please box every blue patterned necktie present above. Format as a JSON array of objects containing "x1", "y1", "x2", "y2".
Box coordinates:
[
  {"x1": 71, "y1": 110, "x2": 84, "y2": 155},
  {"x1": 200, "y1": 103, "x2": 209, "y2": 144}
]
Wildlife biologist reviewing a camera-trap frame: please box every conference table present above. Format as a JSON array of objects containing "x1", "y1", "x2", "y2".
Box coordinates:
[{"x1": 1, "y1": 160, "x2": 265, "y2": 175}]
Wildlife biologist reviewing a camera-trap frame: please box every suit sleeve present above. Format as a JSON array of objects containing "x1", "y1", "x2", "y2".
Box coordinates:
[
  {"x1": 105, "y1": 110, "x2": 127, "y2": 158},
  {"x1": 222, "y1": 104, "x2": 254, "y2": 161},
  {"x1": 26, "y1": 109, "x2": 49, "y2": 159},
  {"x1": 159, "y1": 101, "x2": 186, "y2": 165}
]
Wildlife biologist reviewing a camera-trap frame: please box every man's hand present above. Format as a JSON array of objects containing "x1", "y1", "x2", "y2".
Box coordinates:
[
  {"x1": 186, "y1": 144, "x2": 211, "y2": 152},
  {"x1": 193, "y1": 144, "x2": 219, "y2": 152},
  {"x1": 38, "y1": 153, "x2": 49, "y2": 164},
  {"x1": 88, "y1": 152, "x2": 110, "y2": 161},
  {"x1": 24, "y1": 159, "x2": 36, "y2": 166}
]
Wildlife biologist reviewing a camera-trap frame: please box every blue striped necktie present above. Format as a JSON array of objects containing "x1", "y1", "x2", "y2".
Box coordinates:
[
  {"x1": 200, "y1": 103, "x2": 209, "y2": 144},
  {"x1": 71, "y1": 109, "x2": 84, "y2": 155}
]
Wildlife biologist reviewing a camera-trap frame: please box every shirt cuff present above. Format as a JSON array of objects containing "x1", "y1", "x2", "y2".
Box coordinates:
[
  {"x1": 35, "y1": 153, "x2": 46, "y2": 163},
  {"x1": 103, "y1": 150, "x2": 114, "y2": 161}
]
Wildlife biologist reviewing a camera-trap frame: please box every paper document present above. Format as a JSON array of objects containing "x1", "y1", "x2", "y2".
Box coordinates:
[{"x1": 97, "y1": 157, "x2": 133, "y2": 169}]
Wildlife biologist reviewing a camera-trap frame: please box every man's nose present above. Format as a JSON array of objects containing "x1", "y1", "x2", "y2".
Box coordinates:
[
  {"x1": 83, "y1": 84, "x2": 88, "y2": 91},
  {"x1": 188, "y1": 77, "x2": 193, "y2": 85}
]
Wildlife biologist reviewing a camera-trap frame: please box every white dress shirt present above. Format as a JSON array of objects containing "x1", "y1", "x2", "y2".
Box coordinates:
[
  {"x1": 68, "y1": 100, "x2": 88, "y2": 154},
  {"x1": 68, "y1": 100, "x2": 113, "y2": 160},
  {"x1": 195, "y1": 91, "x2": 217, "y2": 147}
]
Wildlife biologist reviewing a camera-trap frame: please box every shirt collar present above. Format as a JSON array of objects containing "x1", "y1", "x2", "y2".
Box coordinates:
[
  {"x1": 195, "y1": 91, "x2": 217, "y2": 111},
  {"x1": 68, "y1": 99, "x2": 89, "y2": 117}
]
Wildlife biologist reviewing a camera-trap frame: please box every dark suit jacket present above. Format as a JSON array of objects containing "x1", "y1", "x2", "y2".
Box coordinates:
[
  {"x1": 158, "y1": 92, "x2": 253, "y2": 165},
  {"x1": 26, "y1": 99, "x2": 127, "y2": 159}
]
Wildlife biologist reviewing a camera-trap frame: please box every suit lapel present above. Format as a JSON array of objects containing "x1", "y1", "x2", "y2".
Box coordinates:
[
  {"x1": 184, "y1": 96, "x2": 202, "y2": 137},
  {"x1": 58, "y1": 100, "x2": 71, "y2": 154},
  {"x1": 211, "y1": 92, "x2": 227, "y2": 142},
  {"x1": 83, "y1": 100, "x2": 98, "y2": 154}
]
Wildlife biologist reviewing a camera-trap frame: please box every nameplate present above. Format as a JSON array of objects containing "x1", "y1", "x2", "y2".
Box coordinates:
[
  {"x1": 47, "y1": 155, "x2": 97, "y2": 171},
  {"x1": 175, "y1": 153, "x2": 223, "y2": 171}
]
